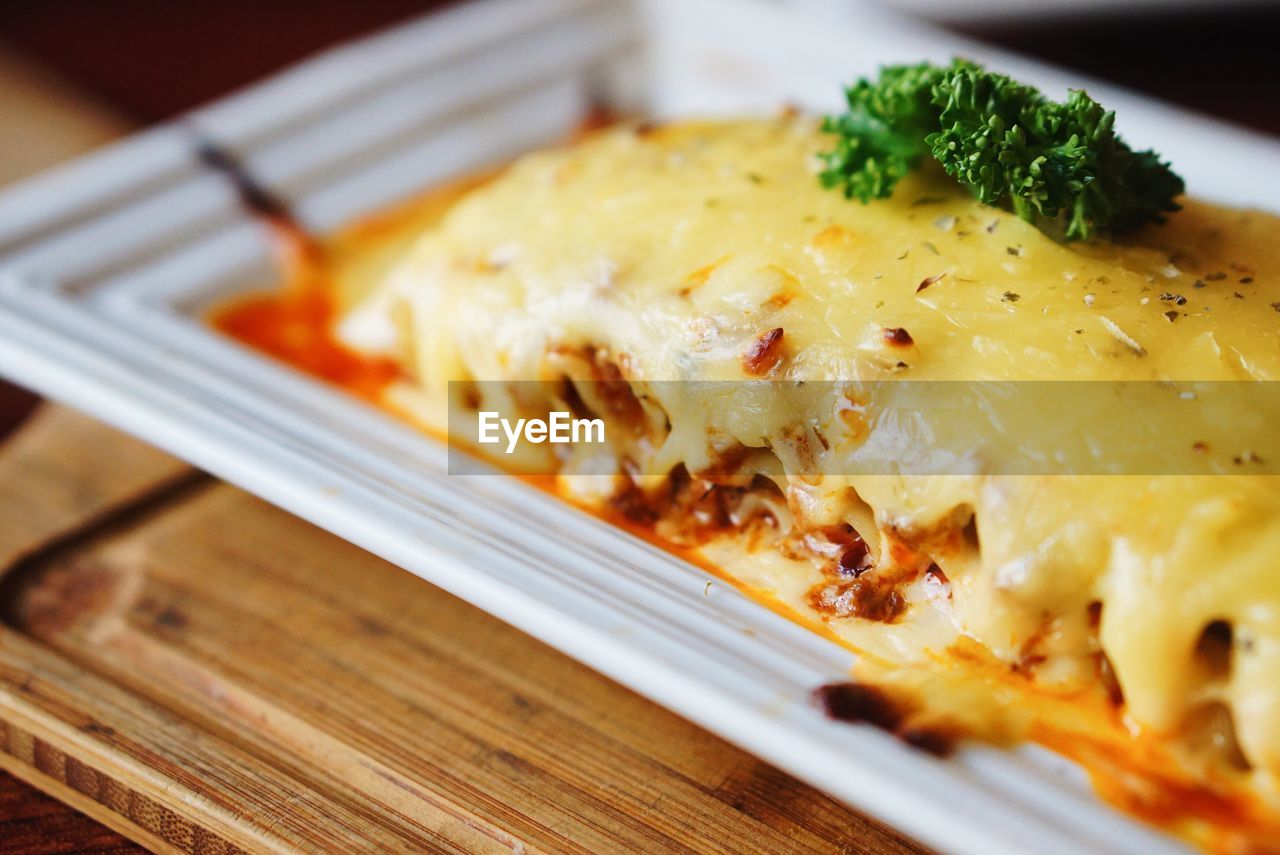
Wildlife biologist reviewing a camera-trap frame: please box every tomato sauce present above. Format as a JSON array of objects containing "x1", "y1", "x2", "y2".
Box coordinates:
[{"x1": 214, "y1": 286, "x2": 401, "y2": 402}]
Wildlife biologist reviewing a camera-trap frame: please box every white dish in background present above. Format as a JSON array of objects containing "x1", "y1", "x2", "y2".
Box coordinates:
[
  {"x1": 796, "y1": 0, "x2": 1277, "y2": 25},
  {"x1": 0, "y1": 1, "x2": 1276, "y2": 852}
]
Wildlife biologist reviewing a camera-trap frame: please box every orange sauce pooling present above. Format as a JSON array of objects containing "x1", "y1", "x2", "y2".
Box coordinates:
[
  {"x1": 211, "y1": 165, "x2": 504, "y2": 401},
  {"x1": 210, "y1": 212, "x2": 401, "y2": 404},
  {"x1": 215, "y1": 287, "x2": 401, "y2": 402}
]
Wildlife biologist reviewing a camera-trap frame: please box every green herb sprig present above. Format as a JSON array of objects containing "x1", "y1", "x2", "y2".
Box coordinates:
[{"x1": 818, "y1": 60, "x2": 1184, "y2": 241}]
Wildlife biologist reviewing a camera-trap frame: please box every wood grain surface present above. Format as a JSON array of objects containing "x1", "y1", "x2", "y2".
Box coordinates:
[
  {"x1": 0, "y1": 769, "x2": 141, "y2": 854},
  {"x1": 0, "y1": 406, "x2": 926, "y2": 853}
]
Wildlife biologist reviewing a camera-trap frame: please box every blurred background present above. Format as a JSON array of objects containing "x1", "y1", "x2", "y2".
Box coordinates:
[
  {"x1": 0, "y1": 0, "x2": 1277, "y2": 131},
  {"x1": 0, "y1": 0, "x2": 1277, "y2": 847},
  {"x1": 0, "y1": 0, "x2": 1278, "y2": 444}
]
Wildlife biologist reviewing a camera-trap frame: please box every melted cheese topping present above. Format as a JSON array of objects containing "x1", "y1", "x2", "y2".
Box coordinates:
[{"x1": 335, "y1": 117, "x2": 1280, "y2": 825}]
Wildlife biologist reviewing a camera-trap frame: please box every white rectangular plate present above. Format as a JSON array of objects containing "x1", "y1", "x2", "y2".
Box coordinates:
[{"x1": 2, "y1": 1, "x2": 1277, "y2": 852}]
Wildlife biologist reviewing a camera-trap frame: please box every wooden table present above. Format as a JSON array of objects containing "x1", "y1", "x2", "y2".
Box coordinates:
[
  {"x1": 0, "y1": 43, "x2": 920, "y2": 855},
  {"x1": 0, "y1": 767, "x2": 140, "y2": 854}
]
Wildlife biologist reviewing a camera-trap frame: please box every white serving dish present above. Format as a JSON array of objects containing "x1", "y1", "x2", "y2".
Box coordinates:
[{"x1": 1, "y1": 1, "x2": 1276, "y2": 851}]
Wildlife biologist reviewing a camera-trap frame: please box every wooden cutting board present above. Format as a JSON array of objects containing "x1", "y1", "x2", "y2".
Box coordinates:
[{"x1": 0, "y1": 404, "x2": 925, "y2": 853}]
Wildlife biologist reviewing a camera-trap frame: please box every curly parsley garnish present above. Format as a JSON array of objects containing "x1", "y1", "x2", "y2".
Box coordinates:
[{"x1": 818, "y1": 59, "x2": 1184, "y2": 241}]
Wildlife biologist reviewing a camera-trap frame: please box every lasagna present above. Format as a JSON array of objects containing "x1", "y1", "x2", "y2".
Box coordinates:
[{"x1": 217, "y1": 115, "x2": 1280, "y2": 849}]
